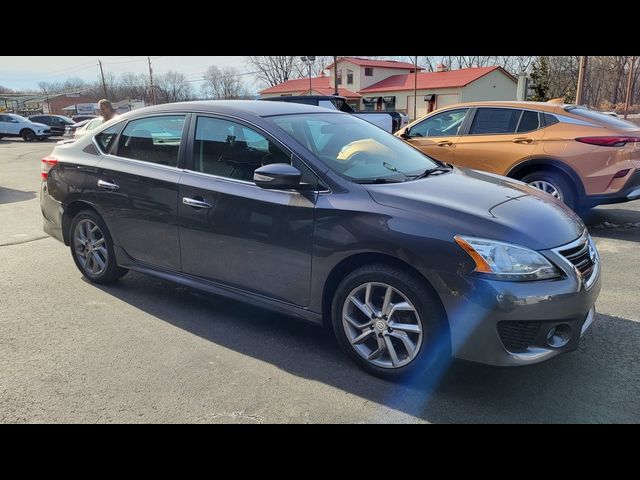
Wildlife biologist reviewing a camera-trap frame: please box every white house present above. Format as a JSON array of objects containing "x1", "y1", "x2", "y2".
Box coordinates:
[{"x1": 261, "y1": 57, "x2": 518, "y2": 120}]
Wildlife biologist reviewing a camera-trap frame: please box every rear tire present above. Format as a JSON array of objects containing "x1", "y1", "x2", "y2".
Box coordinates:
[
  {"x1": 331, "y1": 264, "x2": 450, "y2": 380},
  {"x1": 522, "y1": 171, "x2": 576, "y2": 210},
  {"x1": 69, "y1": 210, "x2": 128, "y2": 284}
]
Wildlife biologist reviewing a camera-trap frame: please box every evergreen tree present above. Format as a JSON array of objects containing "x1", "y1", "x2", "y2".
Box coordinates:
[{"x1": 530, "y1": 56, "x2": 550, "y2": 101}]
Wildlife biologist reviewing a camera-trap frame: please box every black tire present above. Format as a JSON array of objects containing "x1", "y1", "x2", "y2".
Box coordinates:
[
  {"x1": 522, "y1": 170, "x2": 576, "y2": 209},
  {"x1": 69, "y1": 210, "x2": 128, "y2": 284},
  {"x1": 21, "y1": 129, "x2": 36, "y2": 142},
  {"x1": 331, "y1": 264, "x2": 450, "y2": 380}
]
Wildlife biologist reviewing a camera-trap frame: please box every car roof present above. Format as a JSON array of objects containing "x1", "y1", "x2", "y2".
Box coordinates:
[
  {"x1": 124, "y1": 100, "x2": 335, "y2": 118},
  {"x1": 440, "y1": 100, "x2": 567, "y2": 113}
]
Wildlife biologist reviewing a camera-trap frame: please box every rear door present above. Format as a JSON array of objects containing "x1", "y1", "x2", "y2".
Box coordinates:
[
  {"x1": 403, "y1": 108, "x2": 470, "y2": 164},
  {"x1": 92, "y1": 114, "x2": 187, "y2": 271},
  {"x1": 453, "y1": 107, "x2": 542, "y2": 174}
]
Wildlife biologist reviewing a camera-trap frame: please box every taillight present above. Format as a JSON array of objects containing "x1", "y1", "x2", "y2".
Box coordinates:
[
  {"x1": 41, "y1": 156, "x2": 58, "y2": 180},
  {"x1": 576, "y1": 136, "x2": 640, "y2": 147}
]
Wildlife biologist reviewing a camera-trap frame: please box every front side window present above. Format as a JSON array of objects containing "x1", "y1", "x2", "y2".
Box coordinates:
[
  {"x1": 409, "y1": 108, "x2": 469, "y2": 138},
  {"x1": 269, "y1": 113, "x2": 440, "y2": 183},
  {"x1": 117, "y1": 115, "x2": 185, "y2": 166},
  {"x1": 193, "y1": 116, "x2": 291, "y2": 182},
  {"x1": 469, "y1": 108, "x2": 521, "y2": 135}
]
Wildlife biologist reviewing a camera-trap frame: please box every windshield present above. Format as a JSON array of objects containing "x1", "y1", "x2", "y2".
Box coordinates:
[
  {"x1": 268, "y1": 113, "x2": 440, "y2": 182},
  {"x1": 11, "y1": 114, "x2": 28, "y2": 122}
]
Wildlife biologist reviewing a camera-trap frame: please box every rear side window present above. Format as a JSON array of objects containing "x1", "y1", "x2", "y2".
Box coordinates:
[
  {"x1": 95, "y1": 122, "x2": 123, "y2": 154},
  {"x1": 543, "y1": 113, "x2": 559, "y2": 127},
  {"x1": 470, "y1": 108, "x2": 521, "y2": 135},
  {"x1": 117, "y1": 115, "x2": 185, "y2": 167},
  {"x1": 516, "y1": 111, "x2": 540, "y2": 133}
]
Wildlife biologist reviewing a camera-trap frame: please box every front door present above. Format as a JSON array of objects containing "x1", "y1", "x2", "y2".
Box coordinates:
[
  {"x1": 178, "y1": 115, "x2": 316, "y2": 307},
  {"x1": 404, "y1": 107, "x2": 470, "y2": 164},
  {"x1": 92, "y1": 114, "x2": 187, "y2": 270}
]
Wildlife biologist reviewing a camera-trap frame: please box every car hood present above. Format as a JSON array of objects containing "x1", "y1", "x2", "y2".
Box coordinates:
[{"x1": 365, "y1": 167, "x2": 585, "y2": 250}]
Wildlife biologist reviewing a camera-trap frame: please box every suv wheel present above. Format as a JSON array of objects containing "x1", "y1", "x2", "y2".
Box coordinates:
[
  {"x1": 69, "y1": 210, "x2": 128, "y2": 284},
  {"x1": 21, "y1": 129, "x2": 36, "y2": 142},
  {"x1": 522, "y1": 171, "x2": 576, "y2": 209},
  {"x1": 331, "y1": 264, "x2": 450, "y2": 380}
]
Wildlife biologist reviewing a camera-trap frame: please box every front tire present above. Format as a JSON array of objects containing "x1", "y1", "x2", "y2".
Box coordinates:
[
  {"x1": 69, "y1": 210, "x2": 128, "y2": 284},
  {"x1": 21, "y1": 129, "x2": 36, "y2": 142},
  {"x1": 522, "y1": 171, "x2": 576, "y2": 209},
  {"x1": 331, "y1": 264, "x2": 450, "y2": 380}
]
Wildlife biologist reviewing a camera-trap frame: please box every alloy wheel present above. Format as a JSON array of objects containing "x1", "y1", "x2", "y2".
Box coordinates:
[
  {"x1": 73, "y1": 219, "x2": 108, "y2": 276},
  {"x1": 342, "y1": 282, "x2": 423, "y2": 369},
  {"x1": 528, "y1": 180, "x2": 562, "y2": 200}
]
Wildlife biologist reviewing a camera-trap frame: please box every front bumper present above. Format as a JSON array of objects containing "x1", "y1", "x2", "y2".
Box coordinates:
[{"x1": 434, "y1": 240, "x2": 602, "y2": 366}]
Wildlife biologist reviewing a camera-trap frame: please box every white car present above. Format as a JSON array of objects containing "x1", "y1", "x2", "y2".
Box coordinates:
[
  {"x1": 0, "y1": 113, "x2": 52, "y2": 141},
  {"x1": 73, "y1": 117, "x2": 104, "y2": 140}
]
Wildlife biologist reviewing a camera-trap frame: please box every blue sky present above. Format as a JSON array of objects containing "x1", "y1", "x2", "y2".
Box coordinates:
[{"x1": 0, "y1": 56, "x2": 258, "y2": 92}]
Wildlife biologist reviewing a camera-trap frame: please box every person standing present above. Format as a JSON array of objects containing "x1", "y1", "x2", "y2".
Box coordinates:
[{"x1": 98, "y1": 99, "x2": 118, "y2": 121}]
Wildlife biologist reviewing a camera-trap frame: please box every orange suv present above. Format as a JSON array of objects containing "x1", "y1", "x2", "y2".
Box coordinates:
[{"x1": 396, "y1": 101, "x2": 640, "y2": 209}]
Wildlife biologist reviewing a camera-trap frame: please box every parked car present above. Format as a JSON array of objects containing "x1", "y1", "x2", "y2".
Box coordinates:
[
  {"x1": 262, "y1": 95, "x2": 408, "y2": 133},
  {"x1": 0, "y1": 113, "x2": 52, "y2": 141},
  {"x1": 40, "y1": 100, "x2": 601, "y2": 379},
  {"x1": 29, "y1": 114, "x2": 76, "y2": 137},
  {"x1": 72, "y1": 117, "x2": 103, "y2": 139},
  {"x1": 63, "y1": 119, "x2": 92, "y2": 138},
  {"x1": 396, "y1": 100, "x2": 640, "y2": 210},
  {"x1": 72, "y1": 114, "x2": 99, "y2": 123}
]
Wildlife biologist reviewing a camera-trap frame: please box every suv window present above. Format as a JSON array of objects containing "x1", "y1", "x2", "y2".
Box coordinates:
[
  {"x1": 470, "y1": 108, "x2": 522, "y2": 135},
  {"x1": 409, "y1": 108, "x2": 469, "y2": 138},
  {"x1": 193, "y1": 116, "x2": 291, "y2": 182},
  {"x1": 117, "y1": 115, "x2": 185, "y2": 167}
]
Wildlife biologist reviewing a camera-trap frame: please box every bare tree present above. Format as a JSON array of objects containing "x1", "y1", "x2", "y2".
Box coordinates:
[
  {"x1": 245, "y1": 56, "x2": 300, "y2": 87},
  {"x1": 292, "y1": 56, "x2": 333, "y2": 78},
  {"x1": 156, "y1": 71, "x2": 193, "y2": 103},
  {"x1": 0, "y1": 85, "x2": 14, "y2": 94},
  {"x1": 201, "y1": 66, "x2": 248, "y2": 99}
]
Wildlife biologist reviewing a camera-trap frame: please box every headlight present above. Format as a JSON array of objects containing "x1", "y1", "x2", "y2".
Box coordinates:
[{"x1": 454, "y1": 235, "x2": 560, "y2": 281}]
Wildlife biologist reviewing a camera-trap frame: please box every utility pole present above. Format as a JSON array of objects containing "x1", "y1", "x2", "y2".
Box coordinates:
[
  {"x1": 575, "y1": 56, "x2": 587, "y2": 106},
  {"x1": 333, "y1": 56, "x2": 339, "y2": 96},
  {"x1": 98, "y1": 60, "x2": 108, "y2": 98},
  {"x1": 624, "y1": 56, "x2": 636, "y2": 119},
  {"x1": 148, "y1": 56, "x2": 157, "y2": 106},
  {"x1": 413, "y1": 56, "x2": 418, "y2": 121}
]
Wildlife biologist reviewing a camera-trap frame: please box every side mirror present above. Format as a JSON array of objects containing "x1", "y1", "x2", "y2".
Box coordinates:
[
  {"x1": 254, "y1": 163, "x2": 302, "y2": 190},
  {"x1": 399, "y1": 127, "x2": 410, "y2": 139}
]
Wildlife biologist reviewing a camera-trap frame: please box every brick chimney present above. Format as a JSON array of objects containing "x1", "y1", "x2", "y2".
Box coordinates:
[{"x1": 436, "y1": 63, "x2": 448, "y2": 72}]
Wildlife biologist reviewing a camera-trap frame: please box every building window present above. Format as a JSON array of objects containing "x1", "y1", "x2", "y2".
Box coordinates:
[
  {"x1": 365, "y1": 67, "x2": 373, "y2": 77},
  {"x1": 337, "y1": 69, "x2": 342, "y2": 85},
  {"x1": 347, "y1": 69, "x2": 354, "y2": 85}
]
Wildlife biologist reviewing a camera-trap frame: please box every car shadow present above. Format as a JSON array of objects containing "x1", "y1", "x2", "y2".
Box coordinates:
[
  {"x1": 0, "y1": 186, "x2": 37, "y2": 205},
  {"x1": 581, "y1": 206, "x2": 640, "y2": 243},
  {"x1": 89, "y1": 272, "x2": 640, "y2": 423}
]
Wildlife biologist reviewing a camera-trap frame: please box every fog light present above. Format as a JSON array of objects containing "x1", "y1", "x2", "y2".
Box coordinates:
[{"x1": 546, "y1": 324, "x2": 571, "y2": 348}]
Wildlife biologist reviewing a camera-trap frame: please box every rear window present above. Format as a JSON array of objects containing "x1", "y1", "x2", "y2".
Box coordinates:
[{"x1": 567, "y1": 108, "x2": 638, "y2": 130}]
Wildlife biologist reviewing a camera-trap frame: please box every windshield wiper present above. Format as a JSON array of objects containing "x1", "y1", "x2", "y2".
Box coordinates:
[
  {"x1": 410, "y1": 164, "x2": 453, "y2": 180},
  {"x1": 355, "y1": 178, "x2": 406, "y2": 184}
]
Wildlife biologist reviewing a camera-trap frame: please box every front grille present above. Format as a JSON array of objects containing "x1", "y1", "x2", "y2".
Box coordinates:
[
  {"x1": 558, "y1": 238, "x2": 594, "y2": 280},
  {"x1": 497, "y1": 321, "x2": 540, "y2": 352}
]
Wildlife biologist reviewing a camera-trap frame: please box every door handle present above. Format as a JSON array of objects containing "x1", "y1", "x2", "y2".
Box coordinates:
[
  {"x1": 183, "y1": 197, "x2": 212, "y2": 209},
  {"x1": 512, "y1": 137, "x2": 533, "y2": 144},
  {"x1": 98, "y1": 179, "x2": 120, "y2": 190},
  {"x1": 437, "y1": 141, "x2": 453, "y2": 147}
]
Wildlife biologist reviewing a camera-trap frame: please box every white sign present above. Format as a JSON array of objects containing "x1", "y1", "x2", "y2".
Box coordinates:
[{"x1": 76, "y1": 103, "x2": 96, "y2": 115}]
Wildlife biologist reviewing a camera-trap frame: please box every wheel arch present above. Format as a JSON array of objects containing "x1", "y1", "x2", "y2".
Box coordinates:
[
  {"x1": 62, "y1": 201, "x2": 102, "y2": 245},
  {"x1": 321, "y1": 252, "x2": 448, "y2": 330},
  {"x1": 507, "y1": 158, "x2": 585, "y2": 199}
]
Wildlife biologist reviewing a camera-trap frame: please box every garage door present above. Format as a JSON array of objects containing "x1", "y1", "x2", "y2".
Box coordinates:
[{"x1": 436, "y1": 94, "x2": 460, "y2": 109}]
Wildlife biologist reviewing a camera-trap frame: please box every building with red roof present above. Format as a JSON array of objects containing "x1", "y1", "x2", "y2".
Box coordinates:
[{"x1": 260, "y1": 57, "x2": 517, "y2": 120}]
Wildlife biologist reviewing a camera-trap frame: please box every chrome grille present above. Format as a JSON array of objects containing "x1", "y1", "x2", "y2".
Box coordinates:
[{"x1": 556, "y1": 233, "x2": 598, "y2": 286}]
